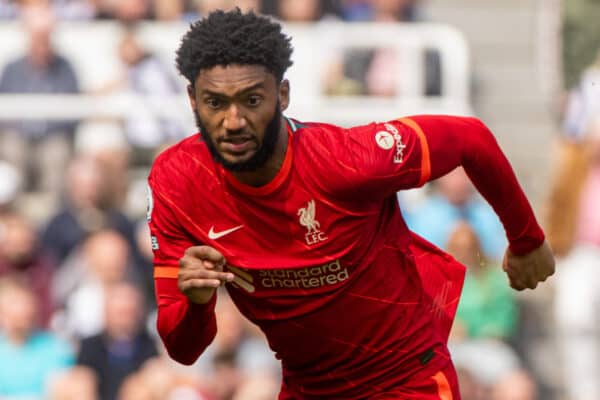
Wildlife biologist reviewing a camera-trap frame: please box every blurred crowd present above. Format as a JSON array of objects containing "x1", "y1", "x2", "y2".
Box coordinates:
[
  {"x1": 0, "y1": 0, "x2": 422, "y2": 22},
  {"x1": 0, "y1": 1, "x2": 597, "y2": 400}
]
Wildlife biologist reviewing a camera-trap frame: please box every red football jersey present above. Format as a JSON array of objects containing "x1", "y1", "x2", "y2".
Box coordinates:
[{"x1": 148, "y1": 115, "x2": 544, "y2": 399}]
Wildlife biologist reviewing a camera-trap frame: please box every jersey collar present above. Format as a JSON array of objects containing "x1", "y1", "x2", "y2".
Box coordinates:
[{"x1": 223, "y1": 117, "x2": 295, "y2": 196}]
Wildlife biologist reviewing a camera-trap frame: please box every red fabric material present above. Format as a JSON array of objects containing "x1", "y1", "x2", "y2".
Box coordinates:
[
  {"x1": 410, "y1": 232, "x2": 465, "y2": 342},
  {"x1": 278, "y1": 354, "x2": 461, "y2": 400},
  {"x1": 154, "y1": 278, "x2": 217, "y2": 365},
  {"x1": 149, "y1": 115, "x2": 541, "y2": 397},
  {"x1": 407, "y1": 115, "x2": 544, "y2": 255}
]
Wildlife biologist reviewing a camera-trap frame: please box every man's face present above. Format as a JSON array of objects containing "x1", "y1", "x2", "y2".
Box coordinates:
[{"x1": 189, "y1": 64, "x2": 289, "y2": 172}]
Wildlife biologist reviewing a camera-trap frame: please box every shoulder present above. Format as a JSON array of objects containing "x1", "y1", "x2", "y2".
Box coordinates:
[
  {"x1": 137, "y1": 331, "x2": 159, "y2": 348},
  {"x1": 293, "y1": 119, "x2": 382, "y2": 138},
  {"x1": 292, "y1": 120, "x2": 350, "y2": 153},
  {"x1": 0, "y1": 56, "x2": 26, "y2": 76},
  {"x1": 53, "y1": 54, "x2": 75, "y2": 68},
  {"x1": 136, "y1": 55, "x2": 168, "y2": 73},
  {"x1": 149, "y1": 134, "x2": 218, "y2": 205},
  {"x1": 293, "y1": 120, "x2": 342, "y2": 137},
  {"x1": 149, "y1": 134, "x2": 208, "y2": 183},
  {"x1": 5, "y1": 56, "x2": 27, "y2": 69},
  {"x1": 30, "y1": 332, "x2": 73, "y2": 352},
  {"x1": 291, "y1": 120, "x2": 348, "y2": 168},
  {"x1": 296, "y1": 119, "x2": 412, "y2": 147}
]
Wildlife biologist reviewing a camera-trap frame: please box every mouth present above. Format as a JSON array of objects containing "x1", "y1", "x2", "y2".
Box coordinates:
[{"x1": 219, "y1": 136, "x2": 256, "y2": 155}]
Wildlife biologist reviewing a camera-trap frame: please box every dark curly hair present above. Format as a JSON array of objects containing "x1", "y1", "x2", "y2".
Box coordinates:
[{"x1": 175, "y1": 8, "x2": 294, "y2": 86}]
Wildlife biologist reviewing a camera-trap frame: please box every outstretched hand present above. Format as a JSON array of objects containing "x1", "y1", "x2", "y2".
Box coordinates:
[{"x1": 502, "y1": 240, "x2": 555, "y2": 291}]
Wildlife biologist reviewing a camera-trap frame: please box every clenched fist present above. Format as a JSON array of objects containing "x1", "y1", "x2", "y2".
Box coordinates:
[{"x1": 503, "y1": 240, "x2": 555, "y2": 291}]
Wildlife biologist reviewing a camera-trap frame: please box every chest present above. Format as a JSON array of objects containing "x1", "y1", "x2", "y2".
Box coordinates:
[{"x1": 183, "y1": 177, "x2": 379, "y2": 270}]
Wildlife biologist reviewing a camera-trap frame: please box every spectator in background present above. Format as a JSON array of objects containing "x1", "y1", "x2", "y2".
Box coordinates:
[
  {"x1": 336, "y1": 0, "x2": 421, "y2": 22},
  {"x1": 119, "y1": 27, "x2": 184, "y2": 152},
  {"x1": 454, "y1": 367, "x2": 485, "y2": 400},
  {"x1": 191, "y1": 0, "x2": 233, "y2": 17},
  {"x1": 154, "y1": 0, "x2": 263, "y2": 23},
  {"x1": 133, "y1": 221, "x2": 158, "y2": 310},
  {"x1": 51, "y1": 0, "x2": 98, "y2": 20},
  {"x1": 0, "y1": 0, "x2": 18, "y2": 19},
  {"x1": 0, "y1": 161, "x2": 22, "y2": 214},
  {"x1": 118, "y1": 356, "x2": 212, "y2": 400},
  {"x1": 0, "y1": 3, "x2": 79, "y2": 194},
  {"x1": 153, "y1": 0, "x2": 186, "y2": 21},
  {"x1": 112, "y1": 25, "x2": 184, "y2": 158},
  {"x1": 47, "y1": 366, "x2": 99, "y2": 400},
  {"x1": 448, "y1": 222, "x2": 517, "y2": 340},
  {"x1": 0, "y1": 211, "x2": 56, "y2": 326},
  {"x1": 231, "y1": 373, "x2": 280, "y2": 400},
  {"x1": 52, "y1": 229, "x2": 139, "y2": 339},
  {"x1": 191, "y1": 290, "x2": 280, "y2": 399},
  {"x1": 490, "y1": 370, "x2": 537, "y2": 400},
  {"x1": 41, "y1": 156, "x2": 136, "y2": 266},
  {"x1": 276, "y1": 0, "x2": 322, "y2": 21},
  {"x1": 445, "y1": 222, "x2": 534, "y2": 399},
  {"x1": 188, "y1": 0, "x2": 264, "y2": 20},
  {"x1": 562, "y1": 50, "x2": 600, "y2": 143},
  {"x1": 235, "y1": 0, "x2": 262, "y2": 13},
  {"x1": 335, "y1": 0, "x2": 372, "y2": 21},
  {"x1": 0, "y1": 279, "x2": 74, "y2": 399},
  {"x1": 77, "y1": 282, "x2": 158, "y2": 400},
  {"x1": 74, "y1": 120, "x2": 131, "y2": 208},
  {"x1": 323, "y1": 0, "x2": 441, "y2": 97},
  {"x1": 403, "y1": 167, "x2": 506, "y2": 262},
  {"x1": 547, "y1": 61, "x2": 600, "y2": 400},
  {"x1": 96, "y1": 0, "x2": 151, "y2": 21},
  {"x1": 370, "y1": 0, "x2": 421, "y2": 22}
]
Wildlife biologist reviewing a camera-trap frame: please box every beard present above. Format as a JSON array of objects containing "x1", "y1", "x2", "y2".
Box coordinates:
[{"x1": 195, "y1": 102, "x2": 282, "y2": 172}]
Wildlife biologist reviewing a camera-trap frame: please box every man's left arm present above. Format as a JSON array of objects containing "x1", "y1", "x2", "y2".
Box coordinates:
[{"x1": 403, "y1": 115, "x2": 554, "y2": 290}]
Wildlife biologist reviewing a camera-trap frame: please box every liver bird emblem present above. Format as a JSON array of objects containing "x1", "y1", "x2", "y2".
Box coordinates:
[{"x1": 298, "y1": 200, "x2": 320, "y2": 234}]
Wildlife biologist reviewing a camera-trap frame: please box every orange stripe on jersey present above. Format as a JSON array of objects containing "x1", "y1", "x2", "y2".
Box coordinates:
[
  {"x1": 432, "y1": 371, "x2": 453, "y2": 400},
  {"x1": 398, "y1": 117, "x2": 431, "y2": 186},
  {"x1": 154, "y1": 266, "x2": 179, "y2": 279}
]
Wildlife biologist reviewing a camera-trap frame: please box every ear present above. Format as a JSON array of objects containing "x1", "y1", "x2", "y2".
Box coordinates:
[
  {"x1": 279, "y1": 79, "x2": 290, "y2": 111},
  {"x1": 187, "y1": 84, "x2": 197, "y2": 111}
]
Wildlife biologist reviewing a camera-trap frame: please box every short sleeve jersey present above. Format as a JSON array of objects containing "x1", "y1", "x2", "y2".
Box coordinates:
[{"x1": 148, "y1": 118, "x2": 465, "y2": 399}]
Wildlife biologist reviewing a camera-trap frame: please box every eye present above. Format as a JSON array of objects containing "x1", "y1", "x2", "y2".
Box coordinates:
[
  {"x1": 205, "y1": 97, "x2": 223, "y2": 110},
  {"x1": 247, "y1": 95, "x2": 262, "y2": 107}
]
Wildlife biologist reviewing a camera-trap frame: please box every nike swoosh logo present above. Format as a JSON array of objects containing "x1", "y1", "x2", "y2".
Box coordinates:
[{"x1": 208, "y1": 225, "x2": 244, "y2": 240}]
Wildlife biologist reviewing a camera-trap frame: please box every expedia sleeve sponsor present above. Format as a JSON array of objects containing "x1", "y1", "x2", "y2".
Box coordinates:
[{"x1": 383, "y1": 122, "x2": 407, "y2": 164}]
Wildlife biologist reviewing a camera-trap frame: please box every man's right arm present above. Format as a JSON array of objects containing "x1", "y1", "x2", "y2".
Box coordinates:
[
  {"x1": 148, "y1": 177, "x2": 222, "y2": 365},
  {"x1": 156, "y1": 245, "x2": 235, "y2": 364},
  {"x1": 154, "y1": 276, "x2": 218, "y2": 365}
]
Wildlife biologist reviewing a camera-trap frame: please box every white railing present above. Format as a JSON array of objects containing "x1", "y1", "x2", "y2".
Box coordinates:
[{"x1": 0, "y1": 21, "x2": 471, "y2": 128}]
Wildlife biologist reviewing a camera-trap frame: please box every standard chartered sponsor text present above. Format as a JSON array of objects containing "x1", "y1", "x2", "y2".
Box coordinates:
[{"x1": 259, "y1": 259, "x2": 349, "y2": 289}]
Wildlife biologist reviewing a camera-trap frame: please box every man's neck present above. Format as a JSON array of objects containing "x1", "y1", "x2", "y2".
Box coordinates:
[{"x1": 231, "y1": 118, "x2": 288, "y2": 187}]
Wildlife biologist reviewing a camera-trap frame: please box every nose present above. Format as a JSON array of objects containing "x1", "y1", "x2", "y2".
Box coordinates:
[{"x1": 223, "y1": 104, "x2": 247, "y2": 131}]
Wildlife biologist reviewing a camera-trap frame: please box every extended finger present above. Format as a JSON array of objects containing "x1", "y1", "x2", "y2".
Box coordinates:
[
  {"x1": 179, "y1": 268, "x2": 234, "y2": 282},
  {"x1": 179, "y1": 278, "x2": 222, "y2": 291}
]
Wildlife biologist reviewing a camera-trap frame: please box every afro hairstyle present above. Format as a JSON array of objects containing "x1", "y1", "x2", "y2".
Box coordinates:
[{"x1": 175, "y1": 8, "x2": 294, "y2": 86}]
